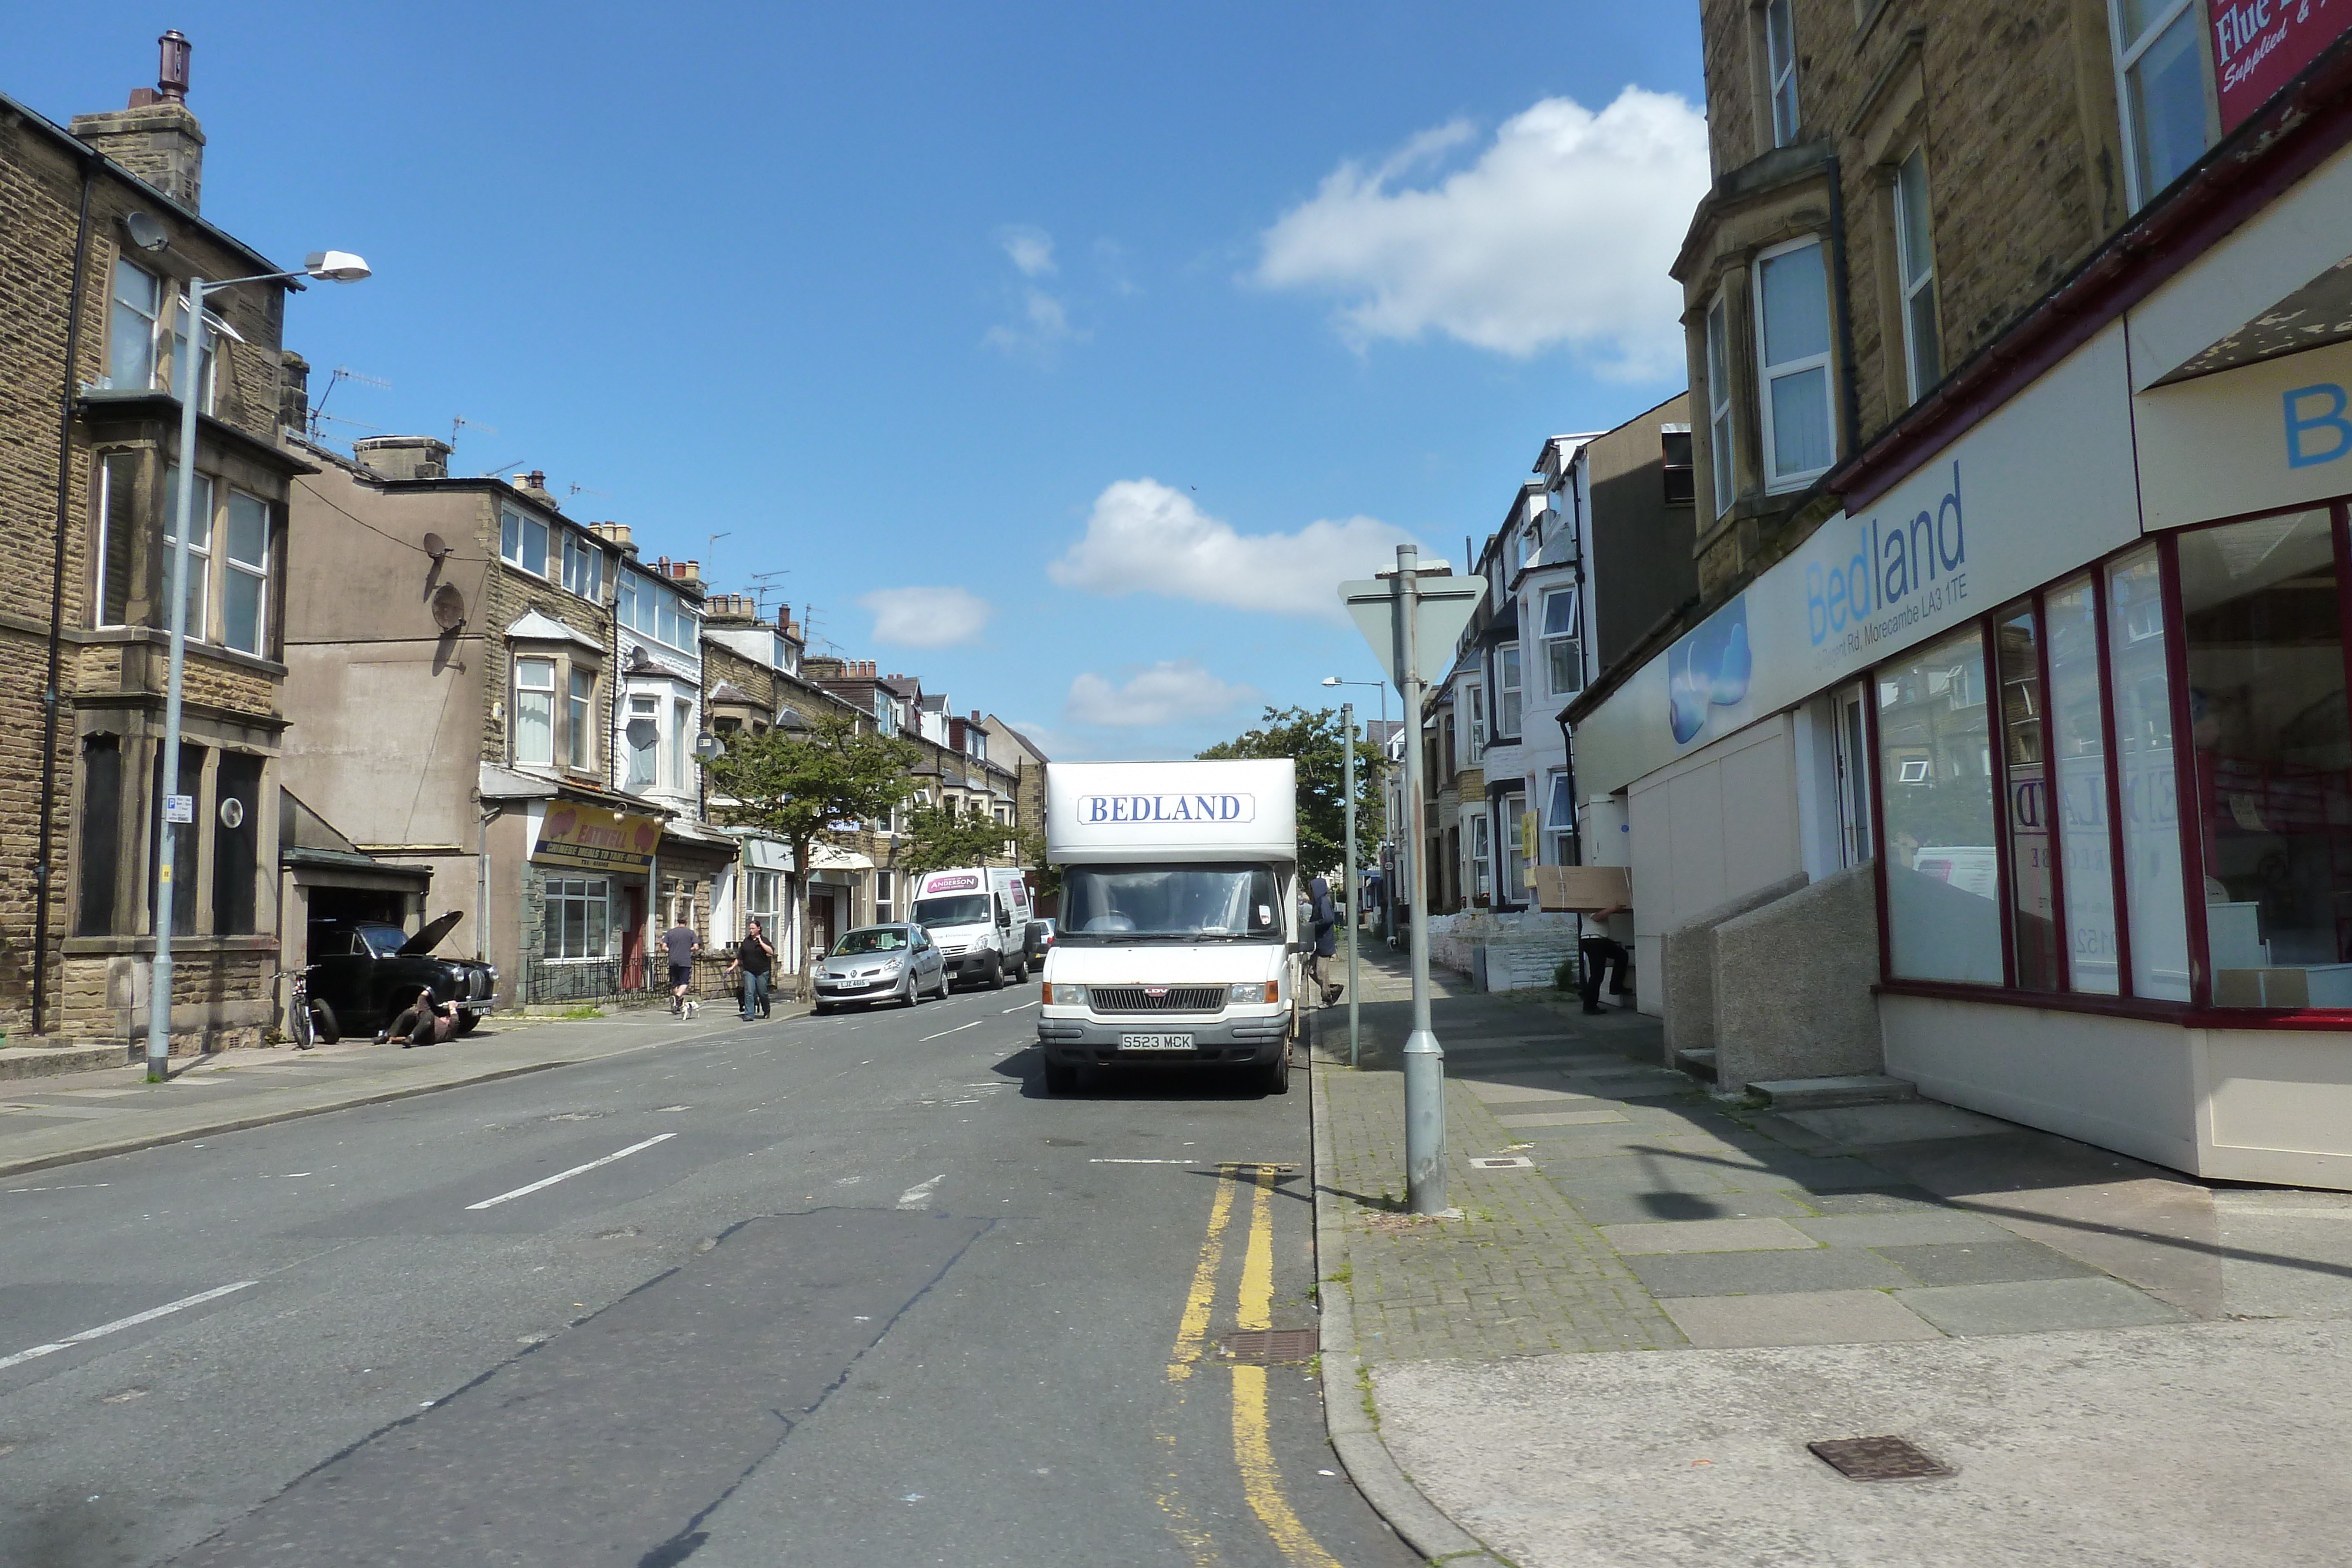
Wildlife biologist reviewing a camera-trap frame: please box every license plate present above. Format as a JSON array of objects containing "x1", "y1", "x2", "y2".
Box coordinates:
[{"x1": 1119, "y1": 1032, "x2": 1194, "y2": 1052}]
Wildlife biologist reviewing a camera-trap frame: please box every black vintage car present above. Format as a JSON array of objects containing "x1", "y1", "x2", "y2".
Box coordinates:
[{"x1": 304, "y1": 913, "x2": 499, "y2": 1044}]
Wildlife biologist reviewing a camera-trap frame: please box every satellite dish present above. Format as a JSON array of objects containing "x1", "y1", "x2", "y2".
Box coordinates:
[
  {"x1": 694, "y1": 733, "x2": 726, "y2": 760},
  {"x1": 430, "y1": 583, "x2": 466, "y2": 631},
  {"x1": 422, "y1": 531, "x2": 450, "y2": 561}
]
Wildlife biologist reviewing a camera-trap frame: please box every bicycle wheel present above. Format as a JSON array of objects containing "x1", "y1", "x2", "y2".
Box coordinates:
[{"x1": 289, "y1": 991, "x2": 315, "y2": 1049}]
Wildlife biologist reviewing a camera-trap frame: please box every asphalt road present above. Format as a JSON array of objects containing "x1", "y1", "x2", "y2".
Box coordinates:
[{"x1": 0, "y1": 979, "x2": 1419, "y2": 1568}]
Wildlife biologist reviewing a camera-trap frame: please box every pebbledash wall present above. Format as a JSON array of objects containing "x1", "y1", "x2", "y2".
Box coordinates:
[{"x1": 1576, "y1": 139, "x2": 2352, "y2": 1189}]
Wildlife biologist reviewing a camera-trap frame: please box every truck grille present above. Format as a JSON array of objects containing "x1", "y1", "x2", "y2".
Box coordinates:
[{"x1": 1089, "y1": 985, "x2": 1225, "y2": 1014}]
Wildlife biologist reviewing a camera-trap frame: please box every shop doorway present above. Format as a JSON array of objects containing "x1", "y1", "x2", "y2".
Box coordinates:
[
  {"x1": 621, "y1": 885, "x2": 646, "y2": 991},
  {"x1": 1834, "y1": 683, "x2": 1874, "y2": 868}
]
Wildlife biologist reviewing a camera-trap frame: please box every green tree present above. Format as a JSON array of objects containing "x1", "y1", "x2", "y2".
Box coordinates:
[
  {"x1": 1197, "y1": 705, "x2": 1385, "y2": 874},
  {"x1": 704, "y1": 711, "x2": 921, "y2": 999},
  {"x1": 898, "y1": 804, "x2": 1017, "y2": 875}
]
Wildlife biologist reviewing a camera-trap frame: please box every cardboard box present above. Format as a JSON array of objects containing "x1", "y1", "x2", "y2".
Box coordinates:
[{"x1": 1528, "y1": 864, "x2": 1631, "y2": 912}]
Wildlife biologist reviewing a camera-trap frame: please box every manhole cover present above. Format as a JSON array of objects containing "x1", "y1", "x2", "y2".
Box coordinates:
[
  {"x1": 1469, "y1": 1155, "x2": 1535, "y2": 1170},
  {"x1": 1807, "y1": 1436, "x2": 1953, "y2": 1481},
  {"x1": 1217, "y1": 1329, "x2": 1319, "y2": 1364}
]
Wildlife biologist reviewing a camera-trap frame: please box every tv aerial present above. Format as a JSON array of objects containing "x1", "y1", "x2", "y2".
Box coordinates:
[
  {"x1": 451, "y1": 414, "x2": 499, "y2": 450},
  {"x1": 309, "y1": 365, "x2": 388, "y2": 436}
]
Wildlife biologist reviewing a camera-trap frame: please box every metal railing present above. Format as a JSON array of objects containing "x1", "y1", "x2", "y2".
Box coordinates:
[{"x1": 523, "y1": 953, "x2": 767, "y2": 1009}]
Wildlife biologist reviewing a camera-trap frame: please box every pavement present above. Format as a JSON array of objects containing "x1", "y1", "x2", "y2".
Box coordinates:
[
  {"x1": 1311, "y1": 940, "x2": 2352, "y2": 1568},
  {"x1": 0, "y1": 998, "x2": 806, "y2": 1180}
]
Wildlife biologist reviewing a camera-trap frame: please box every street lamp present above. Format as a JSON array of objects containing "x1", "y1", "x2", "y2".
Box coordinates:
[{"x1": 146, "y1": 237, "x2": 370, "y2": 1081}]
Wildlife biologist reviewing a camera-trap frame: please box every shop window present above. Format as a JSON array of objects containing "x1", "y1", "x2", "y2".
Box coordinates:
[
  {"x1": 1542, "y1": 589, "x2": 1583, "y2": 696},
  {"x1": 213, "y1": 751, "x2": 262, "y2": 935},
  {"x1": 514, "y1": 657, "x2": 556, "y2": 767},
  {"x1": 1879, "y1": 627, "x2": 2003, "y2": 983},
  {"x1": 1755, "y1": 239, "x2": 1836, "y2": 491},
  {"x1": 75, "y1": 735, "x2": 122, "y2": 937},
  {"x1": 2177, "y1": 510, "x2": 2351, "y2": 1007},
  {"x1": 1893, "y1": 148, "x2": 1942, "y2": 402},
  {"x1": 2046, "y1": 577, "x2": 2121, "y2": 994},
  {"x1": 1706, "y1": 294, "x2": 1735, "y2": 516},
  {"x1": 1996, "y1": 606, "x2": 2061, "y2": 989},
  {"x1": 2111, "y1": 0, "x2": 2215, "y2": 208},
  {"x1": 543, "y1": 876, "x2": 612, "y2": 959},
  {"x1": 2107, "y1": 545, "x2": 2190, "y2": 999},
  {"x1": 501, "y1": 509, "x2": 549, "y2": 578}
]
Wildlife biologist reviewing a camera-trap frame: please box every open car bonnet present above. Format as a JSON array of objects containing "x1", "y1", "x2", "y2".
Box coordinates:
[{"x1": 397, "y1": 911, "x2": 465, "y2": 958}]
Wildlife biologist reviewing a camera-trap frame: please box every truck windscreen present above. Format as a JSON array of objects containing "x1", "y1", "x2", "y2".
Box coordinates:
[
  {"x1": 1061, "y1": 863, "x2": 1279, "y2": 940},
  {"x1": 912, "y1": 894, "x2": 991, "y2": 927}
]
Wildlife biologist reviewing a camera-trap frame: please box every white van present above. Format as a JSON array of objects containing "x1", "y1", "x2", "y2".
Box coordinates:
[
  {"x1": 1035, "y1": 759, "x2": 1298, "y2": 1095},
  {"x1": 908, "y1": 865, "x2": 1035, "y2": 989}
]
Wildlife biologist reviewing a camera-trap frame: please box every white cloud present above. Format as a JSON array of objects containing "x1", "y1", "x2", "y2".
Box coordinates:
[
  {"x1": 1255, "y1": 87, "x2": 1708, "y2": 379},
  {"x1": 857, "y1": 585, "x2": 993, "y2": 648},
  {"x1": 1048, "y1": 479, "x2": 1417, "y2": 623},
  {"x1": 983, "y1": 287, "x2": 1081, "y2": 355},
  {"x1": 998, "y1": 224, "x2": 1057, "y2": 277},
  {"x1": 1065, "y1": 660, "x2": 1261, "y2": 728}
]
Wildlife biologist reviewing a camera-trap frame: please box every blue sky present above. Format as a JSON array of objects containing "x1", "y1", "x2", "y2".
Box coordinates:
[{"x1": 15, "y1": 4, "x2": 1706, "y2": 758}]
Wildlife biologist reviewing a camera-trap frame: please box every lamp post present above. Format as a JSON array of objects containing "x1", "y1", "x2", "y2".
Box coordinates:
[
  {"x1": 1323, "y1": 676, "x2": 1389, "y2": 951},
  {"x1": 146, "y1": 246, "x2": 369, "y2": 1081}
]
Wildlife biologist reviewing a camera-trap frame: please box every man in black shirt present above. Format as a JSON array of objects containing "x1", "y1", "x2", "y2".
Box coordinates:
[{"x1": 727, "y1": 918, "x2": 776, "y2": 1022}]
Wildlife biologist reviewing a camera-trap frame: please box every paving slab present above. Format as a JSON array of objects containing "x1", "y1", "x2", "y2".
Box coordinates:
[
  {"x1": 1790, "y1": 1212, "x2": 2013, "y2": 1248},
  {"x1": 1873, "y1": 1239, "x2": 2101, "y2": 1287},
  {"x1": 1798, "y1": 1184, "x2": 1952, "y2": 1215},
  {"x1": 1565, "y1": 1189, "x2": 1814, "y2": 1225},
  {"x1": 1657, "y1": 1289, "x2": 1945, "y2": 1349},
  {"x1": 1494, "y1": 1108, "x2": 1629, "y2": 1128},
  {"x1": 1628, "y1": 1246, "x2": 1912, "y2": 1299},
  {"x1": 1461, "y1": 1081, "x2": 1595, "y2": 1105},
  {"x1": 1896, "y1": 1277, "x2": 2190, "y2": 1335},
  {"x1": 1598, "y1": 1218, "x2": 1818, "y2": 1255}
]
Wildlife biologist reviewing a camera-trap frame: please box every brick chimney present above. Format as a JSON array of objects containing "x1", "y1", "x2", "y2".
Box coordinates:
[
  {"x1": 516, "y1": 470, "x2": 558, "y2": 509},
  {"x1": 71, "y1": 31, "x2": 206, "y2": 210},
  {"x1": 589, "y1": 521, "x2": 635, "y2": 554},
  {"x1": 352, "y1": 435, "x2": 452, "y2": 481},
  {"x1": 278, "y1": 350, "x2": 310, "y2": 433}
]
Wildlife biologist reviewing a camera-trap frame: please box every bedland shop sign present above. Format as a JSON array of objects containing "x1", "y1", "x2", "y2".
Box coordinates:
[
  {"x1": 534, "y1": 804, "x2": 660, "y2": 873},
  {"x1": 1076, "y1": 793, "x2": 1257, "y2": 825}
]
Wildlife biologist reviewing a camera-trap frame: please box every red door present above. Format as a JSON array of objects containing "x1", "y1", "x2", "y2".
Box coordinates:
[{"x1": 621, "y1": 885, "x2": 646, "y2": 991}]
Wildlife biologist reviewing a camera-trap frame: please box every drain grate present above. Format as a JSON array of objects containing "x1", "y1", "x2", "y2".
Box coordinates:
[
  {"x1": 1217, "y1": 1329, "x2": 1319, "y2": 1364},
  {"x1": 1469, "y1": 1155, "x2": 1535, "y2": 1170},
  {"x1": 1807, "y1": 1436, "x2": 1953, "y2": 1482}
]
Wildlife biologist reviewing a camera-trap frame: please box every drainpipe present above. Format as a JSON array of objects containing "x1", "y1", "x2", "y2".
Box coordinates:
[
  {"x1": 32, "y1": 153, "x2": 99, "y2": 1038},
  {"x1": 1824, "y1": 154, "x2": 1863, "y2": 469}
]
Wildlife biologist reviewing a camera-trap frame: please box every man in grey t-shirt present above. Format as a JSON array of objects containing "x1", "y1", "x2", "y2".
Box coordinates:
[{"x1": 663, "y1": 922, "x2": 700, "y2": 1015}]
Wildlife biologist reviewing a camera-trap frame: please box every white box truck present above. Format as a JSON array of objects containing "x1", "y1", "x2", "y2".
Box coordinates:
[
  {"x1": 908, "y1": 865, "x2": 1036, "y2": 989},
  {"x1": 1035, "y1": 759, "x2": 1298, "y2": 1095}
]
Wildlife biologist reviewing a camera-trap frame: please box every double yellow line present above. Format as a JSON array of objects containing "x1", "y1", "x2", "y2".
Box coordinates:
[{"x1": 1162, "y1": 1163, "x2": 1341, "y2": 1568}]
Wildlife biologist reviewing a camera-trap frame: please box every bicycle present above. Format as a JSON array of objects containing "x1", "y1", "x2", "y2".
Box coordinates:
[{"x1": 280, "y1": 964, "x2": 325, "y2": 1049}]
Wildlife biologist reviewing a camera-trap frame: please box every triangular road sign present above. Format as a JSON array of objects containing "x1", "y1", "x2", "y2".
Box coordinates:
[{"x1": 1339, "y1": 576, "x2": 1485, "y2": 693}]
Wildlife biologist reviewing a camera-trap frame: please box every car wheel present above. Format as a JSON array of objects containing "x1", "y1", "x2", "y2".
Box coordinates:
[
  {"x1": 1043, "y1": 1059, "x2": 1078, "y2": 1095},
  {"x1": 1011, "y1": 958, "x2": 1029, "y2": 983},
  {"x1": 1261, "y1": 1049, "x2": 1290, "y2": 1096},
  {"x1": 933, "y1": 970, "x2": 949, "y2": 1000},
  {"x1": 987, "y1": 957, "x2": 1005, "y2": 991},
  {"x1": 813, "y1": 1001, "x2": 834, "y2": 1017},
  {"x1": 901, "y1": 977, "x2": 919, "y2": 1008},
  {"x1": 453, "y1": 1012, "x2": 481, "y2": 1037},
  {"x1": 308, "y1": 999, "x2": 340, "y2": 1045}
]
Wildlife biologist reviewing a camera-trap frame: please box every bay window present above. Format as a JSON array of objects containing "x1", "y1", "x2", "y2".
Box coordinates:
[
  {"x1": 568, "y1": 668, "x2": 596, "y2": 770},
  {"x1": 1542, "y1": 588, "x2": 1582, "y2": 696},
  {"x1": 626, "y1": 694, "x2": 659, "y2": 791},
  {"x1": 1470, "y1": 813, "x2": 1491, "y2": 902},
  {"x1": 1707, "y1": 294, "x2": 1736, "y2": 516},
  {"x1": 514, "y1": 657, "x2": 556, "y2": 767},
  {"x1": 671, "y1": 697, "x2": 694, "y2": 791},
  {"x1": 160, "y1": 466, "x2": 213, "y2": 641},
  {"x1": 109, "y1": 259, "x2": 163, "y2": 391},
  {"x1": 222, "y1": 490, "x2": 269, "y2": 655},
  {"x1": 1755, "y1": 239, "x2": 1836, "y2": 490},
  {"x1": 1545, "y1": 770, "x2": 1576, "y2": 864},
  {"x1": 1497, "y1": 647, "x2": 1522, "y2": 738}
]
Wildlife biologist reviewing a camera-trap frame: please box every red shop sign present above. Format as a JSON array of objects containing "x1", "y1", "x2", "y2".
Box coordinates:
[{"x1": 2214, "y1": 0, "x2": 2352, "y2": 132}]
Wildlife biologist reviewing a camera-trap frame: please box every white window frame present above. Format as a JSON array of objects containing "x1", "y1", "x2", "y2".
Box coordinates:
[
  {"x1": 625, "y1": 693, "x2": 659, "y2": 791},
  {"x1": 500, "y1": 508, "x2": 549, "y2": 579},
  {"x1": 1706, "y1": 291, "x2": 1736, "y2": 516},
  {"x1": 617, "y1": 573, "x2": 694, "y2": 651},
  {"x1": 108, "y1": 259, "x2": 163, "y2": 393},
  {"x1": 1465, "y1": 685, "x2": 1485, "y2": 762},
  {"x1": 1544, "y1": 770, "x2": 1576, "y2": 864},
  {"x1": 1502, "y1": 792, "x2": 1528, "y2": 900},
  {"x1": 1892, "y1": 147, "x2": 1941, "y2": 402},
  {"x1": 542, "y1": 875, "x2": 613, "y2": 961},
  {"x1": 94, "y1": 452, "x2": 138, "y2": 630},
  {"x1": 1470, "y1": 812, "x2": 1492, "y2": 900},
  {"x1": 514, "y1": 656, "x2": 557, "y2": 767},
  {"x1": 1541, "y1": 587, "x2": 1583, "y2": 697},
  {"x1": 1765, "y1": 0, "x2": 1799, "y2": 146},
  {"x1": 671, "y1": 697, "x2": 694, "y2": 793},
  {"x1": 560, "y1": 531, "x2": 600, "y2": 600},
  {"x1": 162, "y1": 465, "x2": 214, "y2": 644},
  {"x1": 1497, "y1": 646, "x2": 1522, "y2": 739},
  {"x1": 1753, "y1": 236, "x2": 1837, "y2": 493},
  {"x1": 2109, "y1": 0, "x2": 2214, "y2": 209},
  {"x1": 220, "y1": 488, "x2": 270, "y2": 656},
  {"x1": 567, "y1": 667, "x2": 596, "y2": 771}
]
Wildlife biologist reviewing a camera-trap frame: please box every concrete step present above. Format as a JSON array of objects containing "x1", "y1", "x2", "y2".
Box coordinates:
[
  {"x1": 1673, "y1": 1045, "x2": 1718, "y2": 1082},
  {"x1": 0, "y1": 1042, "x2": 132, "y2": 1081},
  {"x1": 1749, "y1": 1074, "x2": 1918, "y2": 1110}
]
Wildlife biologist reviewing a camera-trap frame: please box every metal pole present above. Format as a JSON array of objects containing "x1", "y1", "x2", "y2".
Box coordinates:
[
  {"x1": 1394, "y1": 543, "x2": 1446, "y2": 1214},
  {"x1": 1342, "y1": 701, "x2": 1359, "y2": 1069},
  {"x1": 149, "y1": 275, "x2": 205, "y2": 1081}
]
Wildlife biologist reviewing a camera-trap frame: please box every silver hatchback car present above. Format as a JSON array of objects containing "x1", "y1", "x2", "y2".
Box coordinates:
[{"x1": 811, "y1": 924, "x2": 948, "y2": 1014}]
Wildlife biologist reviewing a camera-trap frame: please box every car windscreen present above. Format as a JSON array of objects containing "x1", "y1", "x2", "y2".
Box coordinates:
[
  {"x1": 911, "y1": 894, "x2": 990, "y2": 927},
  {"x1": 832, "y1": 928, "x2": 908, "y2": 955},
  {"x1": 1060, "y1": 863, "x2": 1279, "y2": 941},
  {"x1": 356, "y1": 925, "x2": 409, "y2": 959}
]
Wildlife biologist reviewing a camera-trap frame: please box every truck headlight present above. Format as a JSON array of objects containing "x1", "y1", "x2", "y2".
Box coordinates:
[
  {"x1": 1043, "y1": 982, "x2": 1085, "y2": 1007},
  {"x1": 1230, "y1": 981, "x2": 1279, "y2": 1005}
]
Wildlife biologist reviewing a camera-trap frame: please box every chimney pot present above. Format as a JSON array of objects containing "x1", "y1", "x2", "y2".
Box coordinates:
[{"x1": 157, "y1": 29, "x2": 192, "y2": 101}]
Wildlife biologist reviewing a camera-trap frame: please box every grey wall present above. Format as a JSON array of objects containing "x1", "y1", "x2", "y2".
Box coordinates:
[{"x1": 1712, "y1": 862, "x2": 1886, "y2": 1092}]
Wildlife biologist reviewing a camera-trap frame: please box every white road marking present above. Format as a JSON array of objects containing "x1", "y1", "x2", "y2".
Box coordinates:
[
  {"x1": 919, "y1": 1021, "x2": 983, "y2": 1041},
  {"x1": 1001, "y1": 999, "x2": 1039, "y2": 1012},
  {"x1": 0, "y1": 1281, "x2": 256, "y2": 1372},
  {"x1": 465, "y1": 1134, "x2": 677, "y2": 1211},
  {"x1": 896, "y1": 1174, "x2": 947, "y2": 1209},
  {"x1": 1089, "y1": 1158, "x2": 1211, "y2": 1165}
]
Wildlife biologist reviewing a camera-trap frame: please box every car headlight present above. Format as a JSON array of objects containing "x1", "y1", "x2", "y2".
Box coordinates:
[
  {"x1": 1044, "y1": 982, "x2": 1086, "y2": 1007},
  {"x1": 1230, "y1": 981, "x2": 1279, "y2": 1005},
  {"x1": 883, "y1": 957, "x2": 903, "y2": 972}
]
